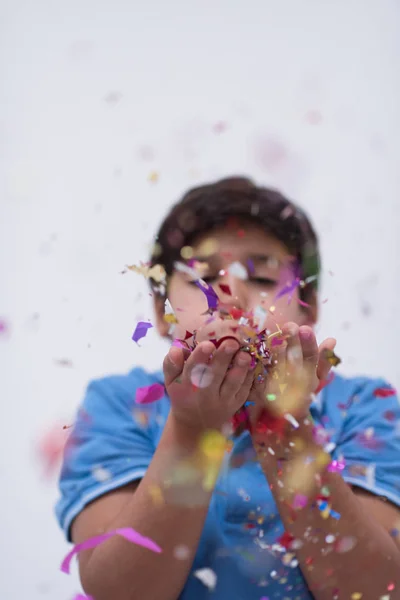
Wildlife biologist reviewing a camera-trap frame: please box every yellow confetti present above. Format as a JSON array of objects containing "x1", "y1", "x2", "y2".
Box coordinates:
[
  {"x1": 323, "y1": 348, "x2": 342, "y2": 367},
  {"x1": 148, "y1": 170, "x2": 159, "y2": 183},
  {"x1": 126, "y1": 262, "x2": 166, "y2": 283},
  {"x1": 269, "y1": 305, "x2": 276, "y2": 313},
  {"x1": 163, "y1": 313, "x2": 178, "y2": 324},
  {"x1": 196, "y1": 238, "x2": 219, "y2": 257},
  {"x1": 279, "y1": 383, "x2": 288, "y2": 393},
  {"x1": 351, "y1": 594, "x2": 362, "y2": 600},
  {"x1": 148, "y1": 484, "x2": 164, "y2": 506},
  {"x1": 180, "y1": 246, "x2": 194, "y2": 260}
]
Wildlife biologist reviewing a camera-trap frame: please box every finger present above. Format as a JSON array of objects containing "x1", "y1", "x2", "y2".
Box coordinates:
[
  {"x1": 317, "y1": 338, "x2": 337, "y2": 381},
  {"x1": 220, "y1": 350, "x2": 252, "y2": 400},
  {"x1": 208, "y1": 339, "x2": 241, "y2": 388},
  {"x1": 283, "y1": 322, "x2": 302, "y2": 372},
  {"x1": 181, "y1": 341, "x2": 216, "y2": 387},
  {"x1": 299, "y1": 325, "x2": 319, "y2": 386},
  {"x1": 234, "y1": 369, "x2": 257, "y2": 412},
  {"x1": 163, "y1": 346, "x2": 186, "y2": 386}
]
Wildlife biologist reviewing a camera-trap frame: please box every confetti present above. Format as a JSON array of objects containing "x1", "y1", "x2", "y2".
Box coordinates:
[
  {"x1": 190, "y1": 363, "x2": 214, "y2": 388},
  {"x1": 228, "y1": 261, "x2": 248, "y2": 280},
  {"x1": 373, "y1": 387, "x2": 396, "y2": 398},
  {"x1": 0, "y1": 318, "x2": 10, "y2": 336},
  {"x1": 193, "y1": 568, "x2": 217, "y2": 590},
  {"x1": 292, "y1": 493, "x2": 308, "y2": 509},
  {"x1": 135, "y1": 383, "x2": 165, "y2": 404},
  {"x1": 219, "y1": 283, "x2": 232, "y2": 295},
  {"x1": 174, "y1": 544, "x2": 190, "y2": 560},
  {"x1": 322, "y1": 349, "x2": 342, "y2": 367},
  {"x1": 92, "y1": 466, "x2": 112, "y2": 482},
  {"x1": 328, "y1": 459, "x2": 345, "y2": 473},
  {"x1": 72, "y1": 595, "x2": 94, "y2": 600},
  {"x1": 148, "y1": 170, "x2": 159, "y2": 183},
  {"x1": 132, "y1": 321, "x2": 153, "y2": 344},
  {"x1": 194, "y1": 279, "x2": 219, "y2": 311},
  {"x1": 61, "y1": 528, "x2": 162, "y2": 574},
  {"x1": 351, "y1": 593, "x2": 362, "y2": 600}
]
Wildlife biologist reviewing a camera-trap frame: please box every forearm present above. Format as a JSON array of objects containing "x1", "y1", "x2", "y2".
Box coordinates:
[
  {"x1": 254, "y1": 424, "x2": 400, "y2": 599},
  {"x1": 82, "y1": 415, "x2": 217, "y2": 600}
]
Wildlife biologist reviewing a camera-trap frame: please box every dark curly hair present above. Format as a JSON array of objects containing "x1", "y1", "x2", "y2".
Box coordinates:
[{"x1": 149, "y1": 176, "x2": 321, "y2": 304}]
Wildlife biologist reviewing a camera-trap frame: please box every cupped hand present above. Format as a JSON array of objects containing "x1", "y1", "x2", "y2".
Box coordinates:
[{"x1": 163, "y1": 338, "x2": 256, "y2": 433}]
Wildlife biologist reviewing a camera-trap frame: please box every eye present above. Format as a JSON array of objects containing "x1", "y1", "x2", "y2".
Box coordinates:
[
  {"x1": 188, "y1": 276, "x2": 216, "y2": 285},
  {"x1": 251, "y1": 277, "x2": 277, "y2": 286}
]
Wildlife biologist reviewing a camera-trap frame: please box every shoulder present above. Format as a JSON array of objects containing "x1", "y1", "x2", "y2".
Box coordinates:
[
  {"x1": 83, "y1": 366, "x2": 168, "y2": 412},
  {"x1": 321, "y1": 371, "x2": 398, "y2": 410}
]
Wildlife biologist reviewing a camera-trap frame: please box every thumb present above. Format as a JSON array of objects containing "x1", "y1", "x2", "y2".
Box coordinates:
[{"x1": 163, "y1": 346, "x2": 185, "y2": 386}]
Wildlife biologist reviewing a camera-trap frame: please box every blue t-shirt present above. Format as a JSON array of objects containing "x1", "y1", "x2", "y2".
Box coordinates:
[{"x1": 56, "y1": 369, "x2": 400, "y2": 600}]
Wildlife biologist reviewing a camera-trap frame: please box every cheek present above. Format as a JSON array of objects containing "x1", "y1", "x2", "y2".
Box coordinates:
[{"x1": 167, "y1": 287, "x2": 208, "y2": 335}]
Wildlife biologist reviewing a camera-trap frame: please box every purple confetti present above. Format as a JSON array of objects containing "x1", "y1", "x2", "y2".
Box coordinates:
[
  {"x1": 194, "y1": 279, "x2": 219, "y2": 311},
  {"x1": 132, "y1": 321, "x2": 153, "y2": 344}
]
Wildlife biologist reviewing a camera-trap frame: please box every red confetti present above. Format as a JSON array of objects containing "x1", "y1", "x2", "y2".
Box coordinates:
[
  {"x1": 314, "y1": 371, "x2": 335, "y2": 394},
  {"x1": 219, "y1": 283, "x2": 232, "y2": 296},
  {"x1": 373, "y1": 387, "x2": 396, "y2": 398},
  {"x1": 277, "y1": 531, "x2": 295, "y2": 549}
]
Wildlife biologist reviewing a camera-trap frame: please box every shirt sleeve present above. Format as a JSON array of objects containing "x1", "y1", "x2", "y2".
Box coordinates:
[
  {"x1": 55, "y1": 368, "x2": 163, "y2": 541},
  {"x1": 335, "y1": 377, "x2": 400, "y2": 507}
]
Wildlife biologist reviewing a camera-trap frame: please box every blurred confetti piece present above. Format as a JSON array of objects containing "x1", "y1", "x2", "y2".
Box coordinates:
[
  {"x1": 148, "y1": 170, "x2": 159, "y2": 183},
  {"x1": 0, "y1": 318, "x2": 10, "y2": 336},
  {"x1": 135, "y1": 383, "x2": 165, "y2": 404},
  {"x1": 373, "y1": 387, "x2": 396, "y2": 398},
  {"x1": 53, "y1": 358, "x2": 74, "y2": 368},
  {"x1": 194, "y1": 279, "x2": 219, "y2": 311},
  {"x1": 219, "y1": 283, "x2": 232, "y2": 295},
  {"x1": 193, "y1": 568, "x2": 217, "y2": 591},
  {"x1": 37, "y1": 423, "x2": 71, "y2": 478},
  {"x1": 61, "y1": 528, "x2": 162, "y2": 574},
  {"x1": 322, "y1": 349, "x2": 341, "y2": 367},
  {"x1": 228, "y1": 261, "x2": 248, "y2": 280},
  {"x1": 72, "y1": 595, "x2": 94, "y2": 600},
  {"x1": 190, "y1": 363, "x2": 214, "y2": 388},
  {"x1": 132, "y1": 321, "x2": 153, "y2": 344}
]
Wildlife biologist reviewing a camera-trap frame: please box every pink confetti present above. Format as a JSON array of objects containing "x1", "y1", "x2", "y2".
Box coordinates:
[
  {"x1": 72, "y1": 595, "x2": 94, "y2": 600},
  {"x1": 292, "y1": 493, "x2": 308, "y2": 509},
  {"x1": 61, "y1": 527, "x2": 162, "y2": 574},
  {"x1": 328, "y1": 459, "x2": 346, "y2": 473},
  {"x1": 135, "y1": 383, "x2": 165, "y2": 404}
]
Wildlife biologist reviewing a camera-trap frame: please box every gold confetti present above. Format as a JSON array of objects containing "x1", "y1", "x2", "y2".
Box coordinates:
[
  {"x1": 180, "y1": 246, "x2": 194, "y2": 260},
  {"x1": 351, "y1": 594, "x2": 362, "y2": 600},
  {"x1": 126, "y1": 262, "x2": 166, "y2": 283},
  {"x1": 148, "y1": 170, "x2": 159, "y2": 183},
  {"x1": 323, "y1": 348, "x2": 342, "y2": 367},
  {"x1": 196, "y1": 238, "x2": 219, "y2": 257},
  {"x1": 148, "y1": 484, "x2": 164, "y2": 506},
  {"x1": 163, "y1": 313, "x2": 178, "y2": 324}
]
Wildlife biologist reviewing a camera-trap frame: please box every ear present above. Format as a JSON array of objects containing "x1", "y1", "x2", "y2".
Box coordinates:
[{"x1": 153, "y1": 293, "x2": 170, "y2": 338}]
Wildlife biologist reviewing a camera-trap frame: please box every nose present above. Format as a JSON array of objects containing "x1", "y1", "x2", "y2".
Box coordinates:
[{"x1": 216, "y1": 269, "x2": 248, "y2": 311}]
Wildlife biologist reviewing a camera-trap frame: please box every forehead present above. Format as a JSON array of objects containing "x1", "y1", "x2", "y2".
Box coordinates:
[{"x1": 190, "y1": 223, "x2": 292, "y2": 264}]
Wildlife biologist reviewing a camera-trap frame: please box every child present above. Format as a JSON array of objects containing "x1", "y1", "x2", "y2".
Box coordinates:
[{"x1": 56, "y1": 177, "x2": 400, "y2": 600}]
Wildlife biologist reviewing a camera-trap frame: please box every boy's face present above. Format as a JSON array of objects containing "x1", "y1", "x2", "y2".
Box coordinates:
[{"x1": 154, "y1": 223, "x2": 317, "y2": 343}]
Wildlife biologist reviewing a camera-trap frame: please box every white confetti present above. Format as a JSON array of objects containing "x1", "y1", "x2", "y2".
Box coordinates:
[
  {"x1": 173, "y1": 544, "x2": 190, "y2": 560},
  {"x1": 193, "y1": 568, "x2": 217, "y2": 590},
  {"x1": 365, "y1": 463, "x2": 376, "y2": 488},
  {"x1": 284, "y1": 413, "x2": 299, "y2": 429},
  {"x1": 92, "y1": 466, "x2": 112, "y2": 482},
  {"x1": 190, "y1": 363, "x2": 214, "y2": 388},
  {"x1": 228, "y1": 261, "x2": 248, "y2": 280}
]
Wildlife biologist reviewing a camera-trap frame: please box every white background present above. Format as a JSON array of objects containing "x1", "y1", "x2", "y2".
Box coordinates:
[{"x1": 1, "y1": 0, "x2": 399, "y2": 598}]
